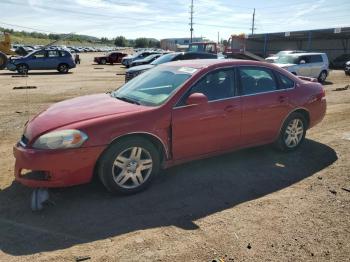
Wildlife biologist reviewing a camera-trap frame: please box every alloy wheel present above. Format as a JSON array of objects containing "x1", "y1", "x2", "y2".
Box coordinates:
[
  {"x1": 112, "y1": 147, "x2": 153, "y2": 189},
  {"x1": 284, "y1": 119, "x2": 304, "y2": 148}
]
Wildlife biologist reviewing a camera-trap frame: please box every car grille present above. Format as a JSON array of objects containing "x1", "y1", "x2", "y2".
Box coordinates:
[
  {"x1": 125, "y1": 70, "x2": 146, "y2": 82},
  {"x1": 125, "y1": 71, "x2": 134, "y2": 82}
]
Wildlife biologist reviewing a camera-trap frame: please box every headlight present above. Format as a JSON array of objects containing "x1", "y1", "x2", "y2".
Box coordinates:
[{"x1": 32, "y1": 129, "x2": 88, "y2": 150}]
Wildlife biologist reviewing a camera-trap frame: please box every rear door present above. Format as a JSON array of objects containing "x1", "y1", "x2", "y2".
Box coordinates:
[
  {"x1": 172, "y1": 67, "x2": 241, "y2": 159},
  {"x1": 295, "y1": 55, "x2": 311, "y2": 76},
  {"x1": 239, "y1": 66, "x2": 292, "y2": 146},
  {"x1": 46, "y1": 50, "x2": 61, "y2": 69}
]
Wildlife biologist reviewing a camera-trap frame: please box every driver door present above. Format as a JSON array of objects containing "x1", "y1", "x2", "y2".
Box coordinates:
[
  {"x1": 171, "y1": 68, "x2": 241, "y2": 160},
  {"x1": 29, "y1": 50, "x2": 47, "y2": 69}
]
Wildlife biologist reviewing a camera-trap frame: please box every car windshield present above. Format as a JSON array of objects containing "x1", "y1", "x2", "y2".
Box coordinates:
[
  {"x1": 111, "y1": 66, "x2": 196, "y2": 106},
  {"x1": 144, "y1": 54, "x2": 159, "y2": 61},
  {"x1": 276, "y1": 55, "x2": 298, "y2": 64},
  {"x1": 151, "y1": 53, "x2": 178, "y2": 65}
]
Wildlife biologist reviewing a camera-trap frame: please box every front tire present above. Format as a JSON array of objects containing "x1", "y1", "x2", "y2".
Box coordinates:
[
  {"x1": 101, "y1": 59, "x2": 107, "y2": 65},
  {"x1": 17, "y1": 63, "x2": 28, "y2": 74},
  {"x1": 98, "y1": 137, "x2": 160, "y2": 194},
  {"x1": 275, "y1": 112, "x2": 307, "y2": 152}
]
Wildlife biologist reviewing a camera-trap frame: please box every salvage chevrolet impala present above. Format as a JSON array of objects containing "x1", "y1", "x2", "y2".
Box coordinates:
[{"x1": 14, "y1": 59, "x2": 326, "y2": 196}]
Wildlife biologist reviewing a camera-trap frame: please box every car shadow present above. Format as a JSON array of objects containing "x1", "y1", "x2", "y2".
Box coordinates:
[
  {"x1": 0, "y1": 72, "x2": 73, "y2": 76},
  {"x1": 0, "y1": 139, "x2": 337, "y2": 256},
  {"x1": 322, "y1": 80, "x2": 333, "y2": 85}
]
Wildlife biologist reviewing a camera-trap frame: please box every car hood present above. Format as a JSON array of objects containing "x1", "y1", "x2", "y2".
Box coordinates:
[
  {"x1": 274, "y1": 63, "x2": 296, "y2": 68},
  {"x1": 127, "y1": 64, "x2": 155, "y2": 73},
  {"x1": 24, "y1": 93, "x2": 146, "y2": 141}
]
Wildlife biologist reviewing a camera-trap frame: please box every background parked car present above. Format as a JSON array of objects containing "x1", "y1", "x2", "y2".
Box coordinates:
[
  {"x1": 330, "y1": 54, "x2": 350, "y2": 69},
  {"x1": 265, "y1": 50, "x2": 305, "y2": 63},
  {"x1": 125, "y1": 51, "x2": 218, "y2": 82},
  {"x1": 274, "y1": 52, "x2": 329, "y2": 83},
  {"x1": 6, "y1": 49, "x2": 76, "y2": 74},
  {"x1": 122, "y1": 51, "x2": 161, "y2": 68},
  {"x1": 345, "y1": 61, "x2": 350, "y2": 76},
  {"x1": 130, "y1": 53, "x2": 162, "y2": 67},
  {"x1": 94, "y1": 51, "x2": 127, "y2": 65}
]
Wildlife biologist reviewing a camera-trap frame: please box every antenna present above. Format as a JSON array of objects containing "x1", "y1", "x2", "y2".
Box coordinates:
[
  {"x1": 190, "y1": 0, "x2": 194, "y2": 43},
  {"x1": 251, "y1": 8, "x2": 256, "y2": 36}
]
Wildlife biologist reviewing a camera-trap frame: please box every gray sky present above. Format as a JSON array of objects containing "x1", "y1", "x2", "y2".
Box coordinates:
[{"x1": 1, "y1": 0, "x2": 349, "y2": 40}]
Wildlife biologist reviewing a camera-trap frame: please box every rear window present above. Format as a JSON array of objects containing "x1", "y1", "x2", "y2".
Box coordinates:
[
  {"x1": 310, "y1": 55, "x2": 323, "y2": 63},
  {"x1": 60, "y1": 51, "x2": 70, "y2": 57}
]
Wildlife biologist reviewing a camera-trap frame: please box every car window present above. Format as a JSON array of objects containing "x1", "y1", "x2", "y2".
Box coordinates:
[
  {"x1": 60, "y1": 51, "x2": 68, "y2": 57},
  {"x1": 239, "y1": 67, "x2": 277, "y2": 95},
  {"x1": 47, "y1": 50, "x2": 60, "y2": 57},
  {"x1": 32, "y1": 51, "x2": 46, "y2": 58},
  {"x1": 185, "y1": 68, "x2": 235, "y2": 102},
  {"x1": 299, "y1": 56, "x2": 311, "y2": 64},
  {"x1": 310, "y1": 55, "x2": 323, "y2": 63},
  {"x1": 277, "y1": 72, "x2": 294, "y2": 89}
]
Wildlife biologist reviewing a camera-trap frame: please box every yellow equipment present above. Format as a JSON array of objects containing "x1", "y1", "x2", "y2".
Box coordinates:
[{"x1": 0, "y1": 32, "x2": 17, "y2": 70}]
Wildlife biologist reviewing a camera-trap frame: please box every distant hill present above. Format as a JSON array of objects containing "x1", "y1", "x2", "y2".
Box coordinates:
[{"x1": 0, "y1": 27, "x2": 113, "y2": 46}]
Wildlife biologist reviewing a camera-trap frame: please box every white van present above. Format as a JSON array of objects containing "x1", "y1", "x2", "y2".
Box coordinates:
[{"x1": 274, "y1": 53, "x2": 329, "y2": 83}]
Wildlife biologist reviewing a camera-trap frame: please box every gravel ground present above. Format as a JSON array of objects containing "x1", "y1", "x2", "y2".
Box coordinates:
[{"x1": 0, "y1": 53, "x2": 349, "y2": 262}]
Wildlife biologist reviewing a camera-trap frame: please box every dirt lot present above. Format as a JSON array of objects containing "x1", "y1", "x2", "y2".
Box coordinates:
[{"x1": 0, "y1": 53, "x2": 349, "y2": 262}]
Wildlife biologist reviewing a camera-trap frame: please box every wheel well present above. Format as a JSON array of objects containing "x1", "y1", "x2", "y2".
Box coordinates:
[
  {"x1": 294, "y1": 109, "x2": 310, "y2": 128},
  {"x1": 93, "y1": 133, "x2": 168, "y2": 181},
  {"x1": 291, "y1": 72, "x2": 297, "y2": 75}
]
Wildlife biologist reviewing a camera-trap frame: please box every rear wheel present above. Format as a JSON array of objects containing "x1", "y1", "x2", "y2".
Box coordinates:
[
  {"x1": 16, "y1": 63, "x2": 28, "y2": 74},
  {"x1": 101, "y1": 58, "x2": 107, "y2": 65},
  {"x1": 57, "y1": 63, "x2": 69, "y2": 73},
  {"x1": 318, "y1": 70, "x2": 327, "y2": 83},
  {"x1": 275, "y1": 112, "x2": 307, "y2": 151},
  {"x1": 98, "y1": 137, "x2": 160, "y2": 194}
]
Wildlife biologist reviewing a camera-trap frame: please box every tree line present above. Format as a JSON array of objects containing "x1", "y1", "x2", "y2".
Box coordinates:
[{"x1": 1, "y1": 27, "x2": 160, "y2": 48}]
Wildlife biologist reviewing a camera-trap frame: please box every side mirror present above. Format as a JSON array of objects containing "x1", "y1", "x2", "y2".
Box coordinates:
[
  {"x1": 299, "y1": 60, "x2": 306, "y2": 64},
  {"x1": 186, "y1": 93, "x2": 208, "y2": 106}
]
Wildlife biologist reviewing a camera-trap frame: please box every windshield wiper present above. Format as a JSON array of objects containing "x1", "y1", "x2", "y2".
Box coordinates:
[{"x1": 115, "y1": 95, "x2": 140, "y2": 105}]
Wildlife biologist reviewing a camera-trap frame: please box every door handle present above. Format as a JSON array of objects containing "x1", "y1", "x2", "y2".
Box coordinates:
[{"x1": 278, "y1": 96, "x2": 287, "y2": 103}]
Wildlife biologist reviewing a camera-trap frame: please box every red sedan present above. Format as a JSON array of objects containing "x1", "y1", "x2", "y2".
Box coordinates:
[{"x1": 14, "y1": 59, "x2": 326, "y2": 194}]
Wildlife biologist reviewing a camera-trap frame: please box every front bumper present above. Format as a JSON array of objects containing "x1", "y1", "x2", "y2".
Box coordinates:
[
  {"x1": 13, "y1": 143, "x2": 106, "y2": 188},
  {"x1": 6, "y1": 62, "x2": 17, "y2": 71}
]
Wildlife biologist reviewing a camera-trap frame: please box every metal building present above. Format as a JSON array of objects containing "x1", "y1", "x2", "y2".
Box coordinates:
[
  {"x1": 245, "y1": 27, "x2": 350, "y2": 60},
  {"x1": 160, "y1": 37, "x2": 203, "y2": 51}
]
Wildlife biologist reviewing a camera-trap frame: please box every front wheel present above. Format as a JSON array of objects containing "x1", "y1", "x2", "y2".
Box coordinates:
[
  {"x1": 17, "y1": 63, "x2": 28, "y2": 74},
  {"x1": 57, "y1": 64, "x2": 69, "y2": 74},
  {"x1": 275, "y1": 112, "x2": 307, "y2": 151},
  {"x1": 98, "y1": 137, "x2": 160, "y2": 194}
]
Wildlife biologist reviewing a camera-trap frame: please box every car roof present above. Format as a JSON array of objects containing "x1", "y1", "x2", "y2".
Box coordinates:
[
  {"x1": 161, "y1": 59, "x2": 273, "y2": 69},
  {"x1": 289, "y1": 52, "x2": 326, "y2": 56}
]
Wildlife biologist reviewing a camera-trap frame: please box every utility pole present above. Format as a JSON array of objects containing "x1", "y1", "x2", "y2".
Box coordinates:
[
  {"x1": 190, "y1": 0, "x2": 194, "y2": 43},
  {"x1": 217, "y1": 31, "x2": 220, "y2": 44},
  {"x1": 251, "y1": 8, "x2": 256, "y2": 36}
]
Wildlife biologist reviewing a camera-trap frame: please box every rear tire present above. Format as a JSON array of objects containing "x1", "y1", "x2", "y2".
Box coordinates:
[
  {"x1": 275, "y1": 112, "x2": 307, "y2": 152},
  {"x1": 101, "y1": 59, "x2": 107, "y2": 65},
  {"x1": 318, "y1": 70, "x2": 327, "y2": 83},
  {"x1": 98, "y1": 137, "x2": 160, "y2": 194},
  {"x1": 57, "y1": 63, "x2": 69, "y2": 74},
  {"x1": 16, "y1": 63, "x2": 28, "y2": 74}
]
